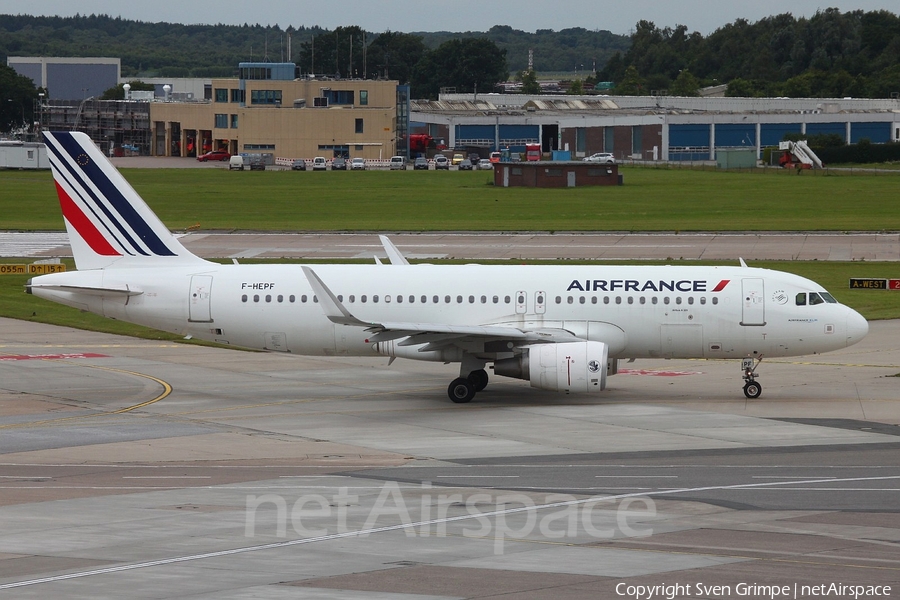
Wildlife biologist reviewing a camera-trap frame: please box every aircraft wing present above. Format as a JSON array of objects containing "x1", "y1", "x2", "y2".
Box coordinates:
[{"x1": 301, "y1": 266, "x2": 580, "y2": 348}]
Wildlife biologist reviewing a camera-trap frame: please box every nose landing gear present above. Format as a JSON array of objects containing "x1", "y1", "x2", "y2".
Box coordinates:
[{"x1": 742, "y1": 356, "x2": 763, "y2": 398}]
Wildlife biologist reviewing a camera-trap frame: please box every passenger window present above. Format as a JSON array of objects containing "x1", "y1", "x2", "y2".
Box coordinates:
[
  {"x1": 242, "y1": 294, "x2": 248, "y2": 302},
  {"x1": 663, "y1": 297, "x2": 670, "y2": 305},
  {"x1": 301, "y1": 295, "x2": 308, "y2": 303},
  {"x1": 289, "y1": 295, "x2": 295, "y2": 303},
  {"x1": 361, "y1": 295, "x2": 367, "y2": 303},
  {"x1": 591, "y1": 297, "x2": 597, "y2": 304},
  {"x1": 277, "y1": 295, "x2": 284, "y2": 303},
  {"x1": 687, "y1": 297, "x2": 694, "y2": 305},
  {"x1": 652, "y1": 297, "x2": 658, "y2": 304},
  {"x1": 373, "y1": 295, "x2": 379, "y2": 303},
  {"x1": 567, "y1": 296, "x2": 574, "y2": 304},
  {"x1": 468, "y1": 295, "x2": 475, "y2": 304},
  {"x1": 505, "y1": 296, "x2": 511, "y2": 304},
  {"x1": 445, "y1": 295, "x2": 451, "y2": 303},
  {"x1": 604, "y1": 297, "x2": 610, "y2": 304},
  {"x1": 615, "y1": 296, "x2": 622, "y2": 304},
  {"x1": 265, "y1": 295, "x2": 272, "y2": 303},
  {"x1": 712, "y1": 297, "x2": 718, "y2": 305},
  {"x1": 627, "y1": 296, "x2": 633, "y2": 304},
  {"x1": 396, "y1": 295, "x2": 402, "y2": 303},
  {"x1": 410, "y1": 296, "x2": 416, "y2": 303},
  {"x1": 555, "y1": 296, "x2": 562, "y2": 304},
  {"x1": 481, "y1": 295, "x2": 487, "y2": 304},
  {"x1": 349, "y1": 295, "x2": 355, "y2": 303},
  {"x1": 493, "y1": 296, "x2": 499, "y2": 303},
  {"x1": 675, "y1": 297, "x2": 682, "y2": 305},
  {"x1": 796, "y1": 293, "x2": 806, "y2": 306},
  {"x1": 639, "y1": 297, "x2": 646, "y2": 304},
  {"x1": 313, "y1": 296, "x2": 318, "y2": 303},
  {"x1": 700, "y1": 297, "x2": 706, "y2": 305},
  {"x1": 456, "y1": 295, "x2": 463, "y2": 303},
  {"x1": 579, "y1": 296, "x2": 585, "y2": 304},
  {"x1": 253, "y1": 295, "x2": 260, "y2": 302},
  {"x1": 337, "y1": 295, "x2": 343, "y2": 302}
]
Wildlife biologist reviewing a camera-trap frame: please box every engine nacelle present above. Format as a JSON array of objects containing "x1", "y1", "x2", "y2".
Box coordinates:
[{"x1": 494, "y1": 341, "x2": 609, "y2": 393}]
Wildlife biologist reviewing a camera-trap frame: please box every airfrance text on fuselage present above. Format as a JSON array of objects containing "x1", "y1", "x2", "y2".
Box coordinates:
[{"x1": 566, "y1": 279, "x2": 730, "y2": 293}]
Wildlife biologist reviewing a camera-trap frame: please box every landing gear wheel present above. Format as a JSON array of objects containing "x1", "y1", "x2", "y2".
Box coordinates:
[
  {"x1": 743, "y1": 381, "x2": 762, "y2": 399},
  {"x1": 448, "y1": 378, "x2": 476, "y2": 404},
  {"x1": 467, "y1": 369, "x2": 489, "y2": 392}
]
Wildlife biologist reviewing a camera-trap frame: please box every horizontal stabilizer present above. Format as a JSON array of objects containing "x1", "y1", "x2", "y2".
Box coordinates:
[{"x1": 27, "y1": 282, "x2": 143, "y2": 297}]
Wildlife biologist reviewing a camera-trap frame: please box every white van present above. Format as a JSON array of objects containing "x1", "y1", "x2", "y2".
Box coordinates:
[
  {"x1": 312, "y1": 156, "x2": 328, "y2": 171},
  {"x1": 228, "y1": 155, "x2": 245, "y2": 170},
  {"x1": 389, "y1": 156, "x2": 406, "y2": 170}
]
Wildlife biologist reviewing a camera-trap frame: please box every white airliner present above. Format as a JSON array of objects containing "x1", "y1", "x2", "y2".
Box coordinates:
[{"x1": 28, "y1": 131, "x2": 869, "y2": 403}]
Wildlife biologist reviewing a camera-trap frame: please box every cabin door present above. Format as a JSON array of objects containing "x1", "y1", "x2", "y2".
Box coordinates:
[
  {"x1": 188, "y1": 275, "x2": 213, "y2": 323},
  {"x1": 740, "y1": 278, "x2": 766, "y2": 326}
]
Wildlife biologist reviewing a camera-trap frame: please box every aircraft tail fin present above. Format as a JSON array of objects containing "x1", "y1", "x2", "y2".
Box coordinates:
[{"x1": 43, "y1": 131, "x2": 207, "y2": 270}]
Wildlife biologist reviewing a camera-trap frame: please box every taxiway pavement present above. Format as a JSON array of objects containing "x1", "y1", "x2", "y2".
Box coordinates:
[{"x1": 1, "y1": 315, "x2": 899, "y2": 598}]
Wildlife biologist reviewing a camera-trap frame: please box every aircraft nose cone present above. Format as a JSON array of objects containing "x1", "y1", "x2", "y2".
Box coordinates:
[{"x1": 845, "y1": 309, "x2": 869, "y2": 346}]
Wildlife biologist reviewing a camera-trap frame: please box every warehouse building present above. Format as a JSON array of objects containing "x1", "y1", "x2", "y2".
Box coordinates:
[{"x1": 412, "y1": 94, "x2": 900, "y2": 162}]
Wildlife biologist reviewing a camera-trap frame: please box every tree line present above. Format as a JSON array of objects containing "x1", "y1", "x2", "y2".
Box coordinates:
[{"x1": 599, "y1": 9, "x2": 900, "y2": 98}]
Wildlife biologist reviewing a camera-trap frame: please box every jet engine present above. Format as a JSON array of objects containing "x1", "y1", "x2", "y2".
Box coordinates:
[{"x1": 493, "y1": 341, "x2": 609, "y2": 393}]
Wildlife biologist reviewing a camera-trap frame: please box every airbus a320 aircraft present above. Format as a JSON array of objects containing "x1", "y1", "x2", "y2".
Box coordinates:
[{"x1": 28, "y1": 132, "x2": 869, "y2": 403}]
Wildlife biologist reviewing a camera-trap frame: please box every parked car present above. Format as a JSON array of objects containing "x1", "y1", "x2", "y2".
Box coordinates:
[
  {"x1": 290, "y1": 159, "x2": 307, "y2": 171},
  {"x1": 489, "y1": 151, "x2": 501, "y2": 164},
  {"x1": 451, "y1": 153, "x2": 465, "y2": 165},
  {"x1": 477, "y1": 159, "x2": 493, "y2": 170},
  {"x1": 197, "y1": 150, "x2": 230, "y2": 162},
  {"x1": 433, "y1": 155, "x2": 450, "y2": 170},
  {"x1": 458, "y1": 159, "x2": 474, "y2": 171},
  {"x1": 584, "y1": 152, "x2": 616, "y2": 164},
  {"x1": 229, "y1": 155, "x2": 245, "y2": 170},
  {"x1": 331, "y1": 157, "x2": 347, "y2": 170},
  {"x1": 389, "y1": 156, "x2": 406, "y2": 170},
  {"x1": 413, "y1": 157, "x2": 429, "y2": 170},
  {"x1": 312, "y1": 156, "x2": 328, "y2": 171},
  {"x1": 350, "y1": 157, "x2": 366, "y2": 170},
  {"x1": 249, "y1": 158, "x2": 265, "y2": 171},
  {"x1": 468, "y1": 153, "x2": 481, "y2": 164}
]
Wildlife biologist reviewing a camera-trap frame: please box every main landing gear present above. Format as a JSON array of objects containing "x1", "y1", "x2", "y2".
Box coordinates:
[
  {"x1": 448, "y1": 368, "x2": 489, "y2": 403},
  {"x1": 741, "y1": 356, "x2": 763, "y2": 399}
]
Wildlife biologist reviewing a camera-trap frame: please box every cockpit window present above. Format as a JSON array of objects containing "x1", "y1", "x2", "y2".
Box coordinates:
[
  {"x1": 808, "y1": 292, "x2": 825, "y2": 305},
  {"x1": 795, "y1": 293, "x2": 806, "y2": 306},
  {"x1": 819, "y1": 292, "x2": 837, "y2": 303}
]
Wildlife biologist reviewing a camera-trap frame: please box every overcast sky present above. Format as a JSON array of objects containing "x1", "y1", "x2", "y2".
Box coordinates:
[{"x1": 1, "y1": 0, "x2": 896, "y2": 36}]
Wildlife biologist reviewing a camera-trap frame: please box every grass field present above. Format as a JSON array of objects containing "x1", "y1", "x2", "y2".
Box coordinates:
[
  {"x1": 2, "y1": 164, "x2": 897, "y2": 340},
  {"x1": 3, "y1": 165, "x2": 900, "y2": 232}
]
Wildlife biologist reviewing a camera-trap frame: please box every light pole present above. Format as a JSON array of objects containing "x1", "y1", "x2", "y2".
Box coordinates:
[{"x1": 38, "y1": 92, "x2": 44, "y2": 135}]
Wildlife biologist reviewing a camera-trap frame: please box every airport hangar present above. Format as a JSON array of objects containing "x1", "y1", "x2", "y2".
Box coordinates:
[{"x1": 410, "y1": 93, "x2": 900, "y2": 162}]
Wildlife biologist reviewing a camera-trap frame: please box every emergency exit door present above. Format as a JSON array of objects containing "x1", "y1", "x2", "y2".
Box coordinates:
[
  {"x1": 189, "y1": 275, "x2": 213, "y2": 322},
  {"x1": 740, "y1": 278, "x2": 765, "y2": 326}
]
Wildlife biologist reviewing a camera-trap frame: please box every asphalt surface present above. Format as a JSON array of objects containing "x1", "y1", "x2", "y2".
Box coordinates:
[
  {"x1": 1, "y1": 313, "x2": 899, "y2": 598},
  {"x1": 3, "y1": 230, "x2": 900, "y2": 262}
]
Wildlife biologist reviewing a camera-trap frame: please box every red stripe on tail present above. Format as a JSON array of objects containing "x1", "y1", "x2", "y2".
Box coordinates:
[{"x1": 55, "y1": 182, "x2": 121, "y2": 257}]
